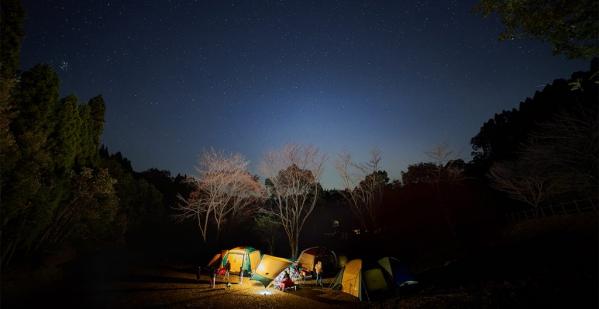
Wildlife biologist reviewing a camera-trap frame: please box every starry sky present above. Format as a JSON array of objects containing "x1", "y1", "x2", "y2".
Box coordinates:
[{"x1": 20, "y1": 0, "x2": 588, "y2": 188}]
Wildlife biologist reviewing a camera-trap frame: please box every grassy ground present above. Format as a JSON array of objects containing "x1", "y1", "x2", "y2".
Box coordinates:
[{"x1": 103, "y1": 265, "x2": 359, "y2": 308}]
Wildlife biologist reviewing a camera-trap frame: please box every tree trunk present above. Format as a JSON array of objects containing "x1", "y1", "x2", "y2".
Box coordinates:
[
  {"x1": 199, "y1": 222, "x2": 207, "y2": 242},
  {"x1": 288, "y1": 234, "x2": 298, "y2": 259},
  {"x1": 215, "y1": 220, "x2": 222, "y2": 244},
  {"x1": 269, "y1": 235, "x2": 275, "y2": 255}
]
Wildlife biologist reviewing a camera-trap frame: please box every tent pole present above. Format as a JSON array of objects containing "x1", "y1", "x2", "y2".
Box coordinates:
[
  {"x1": 240, "y1": 253, "x2": 246, "y2": 283},
  {"x1": 362, "y1": 274, "x2": 371, "y2": 302}
]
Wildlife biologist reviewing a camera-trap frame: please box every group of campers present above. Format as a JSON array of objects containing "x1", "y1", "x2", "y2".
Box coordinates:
[
  {"x1": 273, "y1": 260, "x2": 324, "y2": 291},
  {"x1": 202, "y1": 246, "x2": 418, "y2": 301},
  {"x1": 204, "y1": 258, "x2": 324, "y2": 291}
]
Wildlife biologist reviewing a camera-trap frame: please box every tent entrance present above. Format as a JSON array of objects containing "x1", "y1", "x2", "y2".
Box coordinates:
[{"x1": 227, "y1": 252, "x2": 245, "y2": 273}]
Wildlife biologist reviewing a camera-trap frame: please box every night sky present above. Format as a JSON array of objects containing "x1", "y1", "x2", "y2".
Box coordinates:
[{"x1": 20, "y1": 0, "x2": 587, "y2": 188}]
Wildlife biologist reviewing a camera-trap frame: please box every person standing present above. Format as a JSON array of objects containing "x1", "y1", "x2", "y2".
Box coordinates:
[
  {"x1": 210, "y1": 265, "x2": 217, "y2": 288},
  {"x1": 224, "y1": 260, "x2": 231, "y2": 283},
  {"x1": 314, "y1": 260, "x2": 323, "y2": 287}
]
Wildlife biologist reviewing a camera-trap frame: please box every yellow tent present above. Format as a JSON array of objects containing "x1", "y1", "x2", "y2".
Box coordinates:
[
  {"x1": 251, "y1": 254, "x2": 293, "y2": 287},
  {"x1": 218, "y1": 246, "x2": 261, "y2": 275},
  {"x1": 297, "y1": 247, "x2": 337, "y2": 273},
  {"x1": 331, "y1": 258, "x2": 393, "y2": 301},
  {"x1": 340, "y1": 259, "x2": 362, "y2": 299},
  {"x1": 297, "y1": 251, "x2": 316, "y2": 271}
]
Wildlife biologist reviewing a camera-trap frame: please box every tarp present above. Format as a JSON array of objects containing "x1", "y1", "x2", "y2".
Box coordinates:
[{"x1": 251, "y1": 254, "x2": 293, "y2": 287}]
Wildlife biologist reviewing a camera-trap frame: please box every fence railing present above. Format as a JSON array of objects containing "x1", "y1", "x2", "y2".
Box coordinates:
[{"x1": 506, "y1": 199, "x2": 598, "y2": 223}]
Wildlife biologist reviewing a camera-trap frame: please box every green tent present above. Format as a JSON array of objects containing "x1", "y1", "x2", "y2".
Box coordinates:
[
  {"x1": 221, "y1": 246, "x2": 262, "y2": 275},
  {"x1": 330, "y1": 258, "x2": 395, "y2": 301}
]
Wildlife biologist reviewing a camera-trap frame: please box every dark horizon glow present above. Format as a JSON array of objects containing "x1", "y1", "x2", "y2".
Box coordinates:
[{"x1": 20, "y1": 0, "x2": 588, "y2": 188}]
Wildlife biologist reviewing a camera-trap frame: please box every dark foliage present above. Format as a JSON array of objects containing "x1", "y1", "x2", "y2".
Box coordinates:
[
  {"x1": 477, "y1": 0, "x2": 599, "y2": 59},
  {"x1": 471, "y1": 60, "x2": 599, "y2": 175}
]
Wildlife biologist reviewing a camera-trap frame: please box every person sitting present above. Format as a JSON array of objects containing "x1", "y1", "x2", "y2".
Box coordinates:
[{"x1": 277, "y1": 272, "x2": 296, "y2": 291}]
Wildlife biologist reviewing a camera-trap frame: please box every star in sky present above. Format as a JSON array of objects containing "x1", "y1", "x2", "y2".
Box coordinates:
[
  {"x1": 59, "y1": 60, "x2": 69, "y2": 71},
  {"x1": 19, "y1": 0, "x2": 588, "y2": 188}
]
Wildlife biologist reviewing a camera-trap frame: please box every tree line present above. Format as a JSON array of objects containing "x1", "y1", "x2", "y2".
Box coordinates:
[{"x1": 0, "y1": 0, "x2": 191, "y2": 266}]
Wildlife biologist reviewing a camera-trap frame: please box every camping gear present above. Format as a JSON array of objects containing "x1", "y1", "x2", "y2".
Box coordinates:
[
  {"x1": 251, "y1": 254, "x2": 293, "y2": 287},
  {"x1": 330, "y1": 258, "x2": 395, "y2": 301},
  {"x1": 277, "y1": 275, "x2": 297, "y2": 291},
  {"x1": 272, "y1": 263, "x2": 303, "y2": 287},
  {"x1": 219, "y1": 246, "x2": 261, "y2": 275},
  {"x1": 377, "y1": 257, "x2": 417, "y2": 287},
  {"x1": 297, "y1": 247, "x2": 337, "y2": 275}
]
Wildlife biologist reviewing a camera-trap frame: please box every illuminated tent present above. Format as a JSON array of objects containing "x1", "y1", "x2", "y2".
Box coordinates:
[
  {"x1": 330, "y1": 259, "x2": 395, "y2": 301},
  {"x1": 377, "y1": 257, "x2": 417, "y2": 287},
  {"x1": 297, "y1": 247, "x2": 337, "y2": 274},
  {"x1": 251, "y1": 254, "x2": 293, "y2": 287},
  {"x1": 219, "y1": 246, "x2": 262, "y2": 275}
]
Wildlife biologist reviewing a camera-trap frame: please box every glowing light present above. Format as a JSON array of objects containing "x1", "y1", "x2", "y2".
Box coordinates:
[
  {"x1": 258, "y1": 289, "x2": 272, "y2": 296},
  {"x1": 400, "y1": 280, "x2": 419, "y2": 287}
]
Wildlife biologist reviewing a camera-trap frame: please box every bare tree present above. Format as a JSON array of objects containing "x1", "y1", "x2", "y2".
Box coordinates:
[
  {"x1": 259, "y1": 144, "x2": 325, "y2": 258},
  {"x1": 335, "y1": 149, "x2": 387, "y2": 233},
  {"x1": 488, "y1": 162, "x2": 555, "y2": 211},
  {"x1": 425, "y1": 144, "x2": 464, "y2": 184},
  {"x1": 489, "y1": 106, "x2": 598, "y2": 209},
  {"x1": 523, "y1": 107, "x2": 598, "y2": 198},
  {"x1": 175, "y1": 179, "x2": 211, "y2": 242},
  {"x1": 175, "y1": 149, "x2": 262, "y2": 242}
]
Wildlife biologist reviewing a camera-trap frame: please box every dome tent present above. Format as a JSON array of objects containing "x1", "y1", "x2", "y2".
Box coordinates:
[
  {"x1": 330, "y1": 258, "x2": 395, "y2": 301},
  {"x1": 297, "y1": 246, "x2": 337, "y2": 275},
  {"x1": 219, "y1": 246, "x2": 261, "y2": 275}
]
